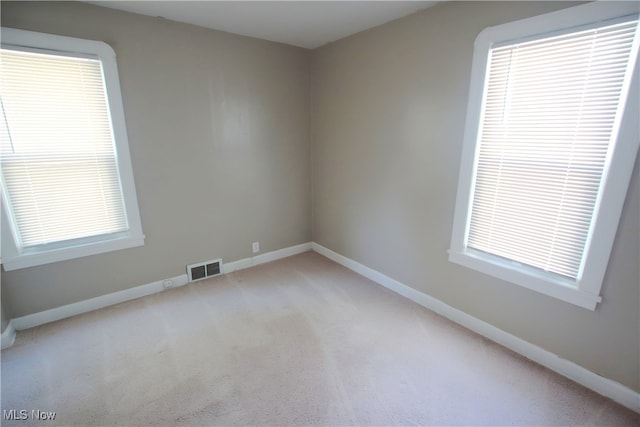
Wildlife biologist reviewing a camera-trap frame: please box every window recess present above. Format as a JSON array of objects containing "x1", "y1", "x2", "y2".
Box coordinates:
[
  {"x1": 1, "y1": 28, "x2": 144, "y2": 270},
  {"x1": 449, "y1": 3, "x2": 640, "y2": 310}
]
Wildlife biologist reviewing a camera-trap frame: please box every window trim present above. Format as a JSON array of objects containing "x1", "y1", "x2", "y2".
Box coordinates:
[
  {"x1": 1, "y1": 27, "x2": 144, "y2": 271},
  {"x1": 449, "y1": 2, "x2": 640, "y2": 310}
]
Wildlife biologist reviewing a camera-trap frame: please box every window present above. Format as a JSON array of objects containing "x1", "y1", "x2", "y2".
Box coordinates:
[
  {"x1": 1, "y1": 28, "x2": 144, "y2": 271},
  {"x1": 449, "y1": 2, "x2": 639, "y2": 310}
]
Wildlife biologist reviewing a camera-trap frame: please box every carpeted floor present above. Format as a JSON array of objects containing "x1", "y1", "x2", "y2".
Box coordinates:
[{"x1": 1, "y1": 252, "x2": 638, "y2": 426}]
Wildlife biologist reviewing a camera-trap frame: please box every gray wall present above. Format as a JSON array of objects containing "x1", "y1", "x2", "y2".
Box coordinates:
[
  {"x1": 1, "y1": 1, "x2": 311, "y2": 317},
  {"x1": 1, "y1": 300, "x2": 8, "y2": 333},
  {"x1": 311, "y1": 1, "x2": 639, "y2": 391}
]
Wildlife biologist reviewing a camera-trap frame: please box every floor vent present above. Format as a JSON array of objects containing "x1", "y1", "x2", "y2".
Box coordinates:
[{"x1": 187, "y1": 259, "x2": 222, "y2": 282}]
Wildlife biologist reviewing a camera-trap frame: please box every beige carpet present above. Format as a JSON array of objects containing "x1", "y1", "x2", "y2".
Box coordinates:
[{"x1": 1, "y1": 252, "x2": 638, "y2": 426}]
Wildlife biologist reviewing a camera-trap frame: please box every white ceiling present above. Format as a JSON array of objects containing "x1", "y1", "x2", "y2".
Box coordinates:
[{"x1": 86, "y1": 1, "x2": 437, "y2": 49}]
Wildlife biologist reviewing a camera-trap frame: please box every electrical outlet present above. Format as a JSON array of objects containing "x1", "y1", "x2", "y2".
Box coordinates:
[
  {"x1": 162, "y1": 279, "x2": 174, "y2": 289},
  {"x1": 252, "y1": 242, "x2": 260, "y2": 253}
]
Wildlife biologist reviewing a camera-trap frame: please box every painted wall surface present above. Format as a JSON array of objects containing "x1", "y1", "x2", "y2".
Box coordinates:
[
  {"x1": 311, "y1": 1, "x2": 639, "y2": 391},
  {"x1": 1, "y1": 300, "x2": 9, "y2": 333},
  {"x1": 1, "y1": 1, "x2": 311, "y2": 317}
]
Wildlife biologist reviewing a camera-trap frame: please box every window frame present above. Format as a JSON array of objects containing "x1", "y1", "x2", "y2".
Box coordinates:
[
  {"x1": 1, "y1": 27, "x2": 144, "y2": 271},
  {"x1": 449, "y1": 2, "x2": 640, "y2": 310}
]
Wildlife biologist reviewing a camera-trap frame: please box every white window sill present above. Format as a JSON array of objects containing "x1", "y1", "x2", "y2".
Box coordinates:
[
  {"x1": 448, "y1": 249, "x2": 602, "y2": 310},
  {"x1": 2, "y1": 234, "x2": 145, "y2": 271}
]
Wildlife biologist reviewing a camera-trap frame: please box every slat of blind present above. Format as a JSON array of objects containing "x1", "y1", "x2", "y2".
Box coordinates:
[
  {"x1": 1, "y1": 48, "x2": 128, "y2": 247},
  {"x1": 467, "y1": 18, "x2": 638, "y2": 280}
]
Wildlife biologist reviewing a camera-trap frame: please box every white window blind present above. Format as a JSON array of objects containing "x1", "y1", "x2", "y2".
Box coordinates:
[
  {"x1": 467, "y1": 18, "x2": 638, "y2": 280},
  {"x1": 1, "y1": 48, "x2": 128, "y2": 248}
]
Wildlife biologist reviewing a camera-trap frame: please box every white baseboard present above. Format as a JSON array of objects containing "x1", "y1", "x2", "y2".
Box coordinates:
[
  {"x1": 1, "y1": 320, "x2": 16, "y2": 349},
  {"x1": 7, "y1": 242, "x2": 312, "y2": 334},
  {"x1": 311, "y1": 242, "x2": 640, "y2": 414},
  {"x1": 223, "y1": 242, "x2": 312, "y2": 273},
  {"x1": 11, "y1": 274, "x2": 189, "y2": 331}
]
